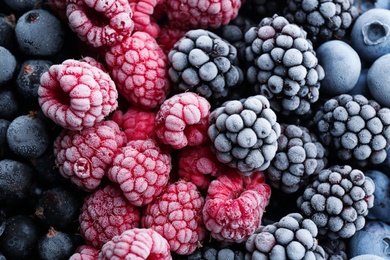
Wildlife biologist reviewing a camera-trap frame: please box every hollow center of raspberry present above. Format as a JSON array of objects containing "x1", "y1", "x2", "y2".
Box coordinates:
[
  {"x1": 84, "y1": 8, "x2": 111, "y2": 27},
  {"x1": 52, "y1": 85, "x2": 71, "y2": 106}
]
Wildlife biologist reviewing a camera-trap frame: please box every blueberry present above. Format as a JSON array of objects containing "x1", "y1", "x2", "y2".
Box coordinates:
[
  {"x1": 348, "y1": 68, "x2": 372, "y2": 98},
  {"x1": 364, "y1": 170, "x2": 390, "y2": 223},
  {"x1": 0, "y1": 14, "x2": 17, "y2": 51},
  {"x1": 3, "y1": 0, "x2": 42, "y2": 13},
  {"x1": 0, "y1": 46, "x2": 17, "y2": 86},
  {"x1": 350, "y1": 8, "x2": 390, "y2": 63},
  {"x1": 0, "y1": 89, "x2": 19, "y2": 119},
  {"x1": 0, "y1": 119, "x2": 10, "y2": 147},
  {"x1": 351, "y1": 255, "x2": 387, "y2": 260},
  {"x1": 15, "y1": 9, "x2": 64, "y2": 57},
  {"x1": 37, "y1": 227, "x2": 74, "y2": 260},
  {"x1": 316, "y1": 40, "x2": 361, "y2": 95},
  {"x1": 367, "y1": 53, "x2": 390, "y2": 107}
]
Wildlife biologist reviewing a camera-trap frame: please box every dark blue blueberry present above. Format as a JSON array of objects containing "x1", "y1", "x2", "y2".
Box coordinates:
[
  {"x1": 0, "y1": 14, "x2": 17, "y2": 51},
  {"x1": 3, "y1": 0, "x2": 42, "y2": 13},
  {"x1": 32, "y1": 148, "x2": 66, "y2": 188},
  {"x1": 15, "y1": 9, "x2": 64, "y2": 57},
  {"x1": 0, "y1": 89, "x2": 19, "y2": 119},
  {"x1": 37, "y1": 227, "x2": 75, "y2": 260},
  {"x1": 367, "y1": 53, "x2": 390, "y2": 107},
  {"x1": 0, "y1": 46, "x2": 17, "y2": 86},
  {"x1": 0, "y1": 119, "x2": 10, "y2": 148},
  {"x1": 364, "y1": 170, "x2": 390, "y2": 223}
]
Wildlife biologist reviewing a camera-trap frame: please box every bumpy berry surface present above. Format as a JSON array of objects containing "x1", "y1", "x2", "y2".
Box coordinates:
[
  {"x1": 105, "y1": 31, "x2": 170, "y2": 109},
  {"x1": 69, "y1": 245, "x2": 100, "y2": 260},
  {"x1": 142, "y1": 180, "x2": 206, "y2": 255},
  {"x1": 98, "y1": 228, "x2": 172, "y2": 260},
  {"x1": 38, "y1": 59, "x2": 119, "y2": 131},
  {"x1": 245, "y1": 15, "x2": 324, "y2": 116},
  {"x1": 297, "y1": 165, "x2": 375, "y2": 239},
  {"x1": 79, "y1": 183, "x2": 141, "y2": 248},
  {"x1": 129, "y1": 0, "x2": 161, "y2": 38},
  {"x1": 203, "y1": 170, "x2": 271, "y2": 243},
  {"x1": 155, "y1": 92, "x2": 211, "y2": 149},
  {"x1": 107, "y1": 138, "x2": 171, "y2": 206},
  {"x1": 54, "y1": 120, "x2": 127, "y2": 191},
  {"x1": 313, "y1": 94, "x2": 390, "y2": 167},
  {"x1": 208, "y1": 95, "x2": 281, "y2": 175}
]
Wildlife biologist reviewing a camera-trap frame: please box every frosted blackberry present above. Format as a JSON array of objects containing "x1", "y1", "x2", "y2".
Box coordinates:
[
  {"x1": 208, "y1": 95, "x2": 281, "y2": 175},
  {"x1": 283, "y1": 0, "x2": 359, "y2": 45},
  {"x1": 175, "y1": 242, "x2": 246, "y2": 260},
  {"x1": 168, "y1": 29, "x2": 244, "y2": 106},
  {"x1": 267, "y1": 124, "x2": 328, "y2": 193},
  {"x1": 319, "y1": 237, "x2": 348, "y2": 259},
  {"x1": 296, "y1": 165, "x2": 375, "y2": 239},
  {"x1": 244, "y1": 15, "x2": 324, "y2": 117},
  {"x1": 245, "y1": 213, "x2": 327, "y2": 259},
  {"x1": 313, "y1": 94, "x2": 390, "y2": 167}
]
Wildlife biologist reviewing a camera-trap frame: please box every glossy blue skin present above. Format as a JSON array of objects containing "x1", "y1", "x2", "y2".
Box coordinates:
[
  {"x1": 316, "y1": 40, "x2": 361, "y2": 95},
  {"x1": 350, "y1": 8, "x2": 390, "y2": 64},
  {"x1": 364, "y1": 170, "x2": 390, "y2": 223},
  {"x1": 367, "y1": 53, "x2": 390, "y2": 107},
  {"x1": 349, "y1": 220, "x2": 390, "y2": 259}
]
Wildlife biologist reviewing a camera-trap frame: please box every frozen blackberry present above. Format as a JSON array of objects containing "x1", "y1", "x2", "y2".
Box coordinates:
[
  {"x1": 244, "y1": 15, "x2": 324, "y2": 117},
  {"x1": 313, "y1": 94, "x2": 390, "y2": 167},
  {"x1": 266, "y1": 124, "x2": 328, "y2": 193},
  {"x1": 319, "y1": 237, "x2": 348, "y2": 259},
  {"x1": 208, "y1": 95, "x2": 281, "y2": 175},
  {"x1": 245, "y1": 213, "x2": 327, "y2": 259},
  {"x1": 168, "y1": 29, "x2": 244, "y2": 106},
  {"x1": 283, "y1": 0, "x2": 359, "y2": 45},
  {"x1": 296, "y1": 165, "x2": 375, "y2": 239},
  {"x1": 177, "y1": 242, "x2": 246, "y2": 260}
]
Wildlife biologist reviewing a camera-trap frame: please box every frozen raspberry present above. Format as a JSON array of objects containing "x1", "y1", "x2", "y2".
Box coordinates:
[
  {"x1": 164, "y1": 0, "x2": 241, "y2": 30},
  {"x1": 38, "y1": 59, "x2": 118, "y2": 131},
  {"x1": 105, "y1": 31, "x2": 170, "y2": 109},
  {"x1": 142, "y1": 180, "x2": 206, "y2": 255},
  {"x1": 79, "y1": 183, "x2": 141, "y2": 248},
  {"x1": 66, "y1": 0, "x2": 134, "y2": 48},
  {"x1": 203, "y1": 170, "x2": 271, "y2": 243},
  {"x1": 98, "y1": 228, "x2": 172, "y2": 260},
  {"x1": 129, "y1": 0, "x2": 161, "y2": 38},
  {"x1": 156, "y1": 23, "x2": 187, "y2": 54},
  {"x1": 112, "y1": 106, "x2": 157, "y2": 141},
  {"x1": 79, "y1": 56, "x2": 107, "y2": 71},
  {"x1": 53, "y1": 120, "x2": 127, "y2": 191},
  {"x1": 177, "y1": 142, "x2": 228, "y2": 190},
  {"x1": 69, "y1": 245, "x2": 100, "y2": 260},
  {"x1": 155, "y1": 92, "x2": 211, "y2": 149},
  {"x1": 107, "y1": 138, "x2": 171, "y2": 206}
]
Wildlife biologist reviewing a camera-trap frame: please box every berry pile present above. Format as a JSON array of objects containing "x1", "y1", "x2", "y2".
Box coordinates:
[{"x1": 1, "y1": 0, "x2": 390, "y2": 259}]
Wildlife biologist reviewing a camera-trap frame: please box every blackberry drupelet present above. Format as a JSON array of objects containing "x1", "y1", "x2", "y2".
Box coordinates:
[
  {"x1": 208, "y1": 95, "x2": 281, "y2": 175},
  {"x1": 266, "y1": 124, "x2": 328, "y2": 193},
  {"x1": 313, "y1": 94, "x2": 390, "y2": 167},
  {"x1": 175, "y1": 242, "x2": 246, "y2": 260},
  {"x1": 283, "y1": 0, "x2": 359, "y2": 45},
  {"x1": 296, "y1": 165, "x2": 375, "y2": 239},
  {"x1": 245, "y1": 213, "x2": 327, "y2": 259},
  {"x1": 244, "y1": 15, "x2": 324, "y2": 117},
  {"x1": 168, "y1": 29, "x2": 244, "y2": 107}
]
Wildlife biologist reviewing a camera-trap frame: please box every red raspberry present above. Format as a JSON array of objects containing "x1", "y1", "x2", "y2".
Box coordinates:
[
  {"x1": 112, "y1": 106, "x2": 157, "y2": 141},
  {"x1": 164, "y1": 0, "x2": 241, "y2": 30},
  {"x1": 156, "y1": 23, "x2": 187, "y2": 54},
  {"x1": 54, "y1": 120, "x2": 127, "y2": 191},
  {"x1": 79, "y1": 56, "x2": 107, "y2": 71},
  {"x1": 203, "y1": 170, "x2": 271, "y2": 243},
  {"x1": 155, "y1": 92, "x2": 211, "y2": 149},
  {"x1": 66, "y1": 0, "x2": 134, "y2": 48},
  {"x1": 69, "y1": 245, "x2": 99, "y2": 260},
  {"x1": 106, "y1": 138, "x2": 171, "y2": 207},
  {"x1": 129, "y1": 0, "x2": 161, "y2": 38},
  {"x1": 79, "y1": 183, "x2": 141, "y2": 248},
  {"x1": 38, "y1": 59, "x2": 118, "y2": 131},
  {"x1": 142, "y1": 180, "x2": 206, "y2": 255},
  {"x1": 105, "y1": 31, "x2": 170, "y2": 109},
  {"x1": 177, "y1": 142, "x2": 228, "y2": 190}
]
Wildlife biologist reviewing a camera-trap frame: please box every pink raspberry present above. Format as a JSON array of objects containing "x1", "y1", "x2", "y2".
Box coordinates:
[
  {"x1": 164, "y1": 0, "x2": 241, "y2": 30},
  {"x1": 79, "y1": 183, "x2": 141, "y2": 248},
  {"x1": 155, "y1": 92, "x2": 211, "y2": 149},
  {"x1": 177, "y1": 142, "x2": 228, "y2": 190},
  {"x1": 106, "y1": 138, "x2": 171, "y2": 207},
  {"x1": 38, "y1": 59, "x2": 118, "y2": 131},
  {"x1": 79, "y1": 56, "x2": 107, "y2": 71},
  {"x1": 142, "y1": 180, "x2": 206, "y2": 255},
  {"x1": 66, "y1": 0, "x2": 134, "y2": 48},
  {"x1": 53, "y1": 120, "x2": 127, "y2": 191},
  {"x1": 99, "y1": 228, "x2": 172, "y2": 260},
  {"x1": 156, "y1": 23, "x2": 187, "y2": 54},
  {"x1": 112, "y1": 106, "x2": 157, "y2": 141},
  {"x1": 105, "y1": 31, "x2": 170, "y2": 109},
  {"x1": 129, "y1": 0, "x2": 161, "y2": 38},
  {"x1": 203, "y1": 170, "x2": 272, "y2": 243},
  {"x1": 69, "y1": 245, "x2": 99, "y2": 260}
]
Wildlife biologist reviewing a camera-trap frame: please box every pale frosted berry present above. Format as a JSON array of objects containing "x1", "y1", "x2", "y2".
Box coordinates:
[
  {"x1": 107, "y1": 138, "x2": 171, "y2": 207},
  {"x1": 79, "y1": 183, "x2": 141, "y2": 248},
  {"x1": 155, "y1": 92, "x2": 211, "y2": 149},
  {"x1": 66, "y1": 0, "x2": 134, "y2": 48},
  {"x1": 98, "y1": 228, "x2": 172, "y2": 260},
  {"x1": 53, "y1": 120, "x2": 127, "y2": 191},
  {"x1": 69, "y1": 245, "x2": 99, "y2": 260},
  {"x1": 129, "y1": 0, "x2": 161, "y2": 38},
  {"x1": 38, "y1": 59, "x2": 118, "y2": 131},
  {"x1": 142, "y1": 180, "x2": 206, "y2": 255},
  {"x1": 203, "y1": 170, "x2": 271, "y2": 243},
  {"x1": 105, "y1": 31, "x2": 170, "y2": 109}
]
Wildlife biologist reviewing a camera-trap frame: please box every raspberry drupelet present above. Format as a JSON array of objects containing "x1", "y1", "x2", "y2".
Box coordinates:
[
  {"x1": 129, "y1": 0, "x2": 162, "y2": 38},
  {"x1": 38, "y1": 59, "x2": 118, "y2": 131},
  {"x1": 141, "y1": 180, "x2": 206, "y2": 255},
  {"x1": 105, "y1": 31, "x2": 170, "y2": 109},
  {"x1": 53, "y1": 120, "x2": 127, "y2": 191},
  {"x1": 69, "y1": 245, "x2": 99, "y2": 260}
]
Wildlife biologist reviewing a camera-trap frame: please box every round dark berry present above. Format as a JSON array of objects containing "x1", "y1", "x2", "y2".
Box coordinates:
[
  {"x1": 0, "y1": 46, "x2": 17, "y2": 86},
  {"x1": 0, "y1": 14, "x2": 17, "y2": 52},
  {"x1": 0, "y1": 89, "x2": 19, "y2": 119},
  {"x1": 37, "y1": 227, "x2": 75, "y2": 260},
  {"x1": 3, "y1": 0, "x2": 42, "y2": 13}
]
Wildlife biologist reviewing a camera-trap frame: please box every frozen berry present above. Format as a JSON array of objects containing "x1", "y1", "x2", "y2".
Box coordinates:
[
  {"x1": 69, "y1": 245, "x2": 99, "y2": 260},
  {"x1": 36, "y1": 227, "x2": 75, "y2": 260},
  {"x1": 129, "y1": 0, "x2": 161, "y2": 38},
  {"x1": 0, "y1": 46, "x2": 16, "y2": 86},
  {"x1": 0, "y1": 89, "x2": 19, "y2": 119},
  {"x1": 0, "y1": 14, "x2": 17, "y2": 51}
]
